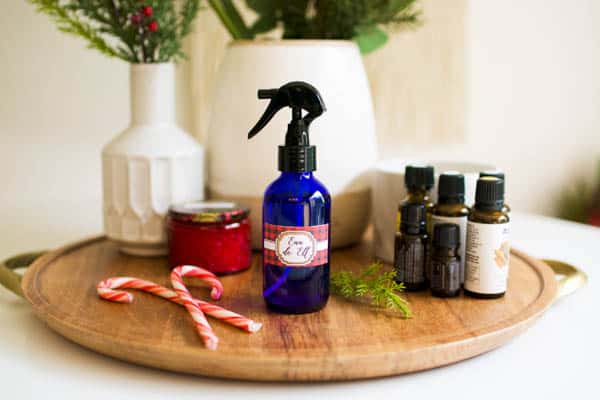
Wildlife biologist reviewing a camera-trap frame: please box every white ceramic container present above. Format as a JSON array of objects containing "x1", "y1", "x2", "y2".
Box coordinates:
[
  {"x1": 373, "y1": 159, "x2": 497, "y2": 263},
  {"x1": 207, "y1": 40, "x2": 377, "y2": 249},
  {"x1": 102, "y1": 63, "x2": 205, "y2": 256}
]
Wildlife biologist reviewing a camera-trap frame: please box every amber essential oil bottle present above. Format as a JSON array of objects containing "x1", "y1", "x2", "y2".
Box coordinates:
[
  {"x1": 394, "y1": 202, "x2": 429, "y2": 291},
  {"x1": 431, "y1": 172, "x2": 469, "y2": 285},
  {"x1": 430, "y1": 223, "x2": 461, "y2": 297},
  {"x1": 464, "y1": 177, "x2": 510, "y2": 299},
  {"x1": 479, "y1": 170, "x2": 511, "y2": 213},
  {"x1": 397, "y1": 165, "x2": 435, "y2": 230}
]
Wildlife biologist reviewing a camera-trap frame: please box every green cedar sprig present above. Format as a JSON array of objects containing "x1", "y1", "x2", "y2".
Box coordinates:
[
  {"x1": 27, "y1": 0, "x2": 200, "y2": 63},
  {"x1": 331, "y1": 262, "x2": 412, "y2": 317}
]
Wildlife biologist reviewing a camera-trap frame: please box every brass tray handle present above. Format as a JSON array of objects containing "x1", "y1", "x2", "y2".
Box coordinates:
[
  {"x1": 541, "y1": 259, "x2": 589, "y2": 300},
  {"x1": 0, "y1": 251, "x2": 46, "y2": 297}
]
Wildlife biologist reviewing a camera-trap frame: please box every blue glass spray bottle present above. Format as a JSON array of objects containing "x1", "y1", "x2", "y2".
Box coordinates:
[{"x1": 248, "y1": 81, "x2": 331, "y2": 314}]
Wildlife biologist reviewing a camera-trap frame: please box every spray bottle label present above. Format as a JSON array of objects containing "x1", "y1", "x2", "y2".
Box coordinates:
[{"x1": 263, "y1": 223, "x2": 329, "y2": 267}]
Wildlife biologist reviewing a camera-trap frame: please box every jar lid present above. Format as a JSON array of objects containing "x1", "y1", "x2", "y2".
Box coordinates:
[{"x1": 168, "y1": 201, "x2": 249, "y2": 224}]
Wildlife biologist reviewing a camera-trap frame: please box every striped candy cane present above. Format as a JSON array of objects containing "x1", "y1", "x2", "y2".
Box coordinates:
[
  {"x1": 174, "y1": 265, "x2": 223, "y2": 300},
  {"x1": 97, "y1": 277, "x2": 262, "y2": 333},
  {"x1": 171, "y1": 266, "x2": 219, "y2": 350}
]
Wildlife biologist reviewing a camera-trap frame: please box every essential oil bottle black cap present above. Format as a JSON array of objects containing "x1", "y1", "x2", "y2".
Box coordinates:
[
  {"x1": 480, "y1": 170, "x2": 506, "y2": 193},
  {"x1": 400, "y1": 202, "x2": 426, "y2": 234},
  {"x1": 433, "y1": 223, "x2": 460, "y2": 248},
  {"x1": 480, "y1": 170, "x2": 505, "y2": 181},
  {"x1": 438, "y1": 171, "x2": 465, "y2": 203},
  {"x1": 405, "y1": 165, "x2": 434, "y2": 190},
  {"x1": 475, "y1": 177, "x2": 504, "y2": 210}
]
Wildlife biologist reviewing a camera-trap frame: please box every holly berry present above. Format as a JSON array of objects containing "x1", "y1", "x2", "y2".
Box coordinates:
[
  {"x1": 142, "y1": 6, "x2": 153, "y2": 17},
  {"x1": 148, "y1": 20, "x2": 158, "y2": 32},
  {"x1": 130, "y1": 13, "x2": 142, "y2": 25}
]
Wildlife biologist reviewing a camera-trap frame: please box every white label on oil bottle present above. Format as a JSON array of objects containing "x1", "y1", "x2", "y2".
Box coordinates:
[
  {"x1": 431, "y1": 215, "x2": 468, "y2": 284},
  {"x1": 465, "y1": 221, "x2": 511, "y2": 294}
]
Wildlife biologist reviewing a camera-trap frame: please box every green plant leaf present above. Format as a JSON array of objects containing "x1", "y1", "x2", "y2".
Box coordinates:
[
  {"x1": 250, "y1": 15, "x2": 278, "y2": 35},
  {"x1": 208, "y1": 0, "x2": 253, "y2": 39},
  {"x1": 245, "y1": 0, "x2": 275, "y2": 15},
  {"x1": 354, "y1": 26, "x2": 388, "y2": 54}
]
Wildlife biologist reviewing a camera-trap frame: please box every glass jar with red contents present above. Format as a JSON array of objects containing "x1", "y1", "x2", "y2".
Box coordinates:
[{"x1": 167, "y1": 201, "x2": 252, "y2": 274}]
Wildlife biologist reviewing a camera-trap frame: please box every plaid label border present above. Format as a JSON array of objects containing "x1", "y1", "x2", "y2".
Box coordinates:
[{"x1": 264, "y1": 223, "x2": 329, "y2": 268}]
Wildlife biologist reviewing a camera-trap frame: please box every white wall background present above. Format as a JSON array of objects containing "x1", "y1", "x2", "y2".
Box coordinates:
[
  {"x1": 393, "y1": 0, "x2": 600, "y2": 218},
  {"x1": 1, "y1": 0, "x2": 599, "y2": 256},
  {"x1": 463, "y1": 0, "x2": 600, "y2": 217}
]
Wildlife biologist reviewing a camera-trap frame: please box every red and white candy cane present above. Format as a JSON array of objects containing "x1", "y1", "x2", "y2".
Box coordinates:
[
  {"x1": 170, "y1": 265, "x2": 222, "y2": 350},
  {"x1": 174, "y1": 265, "x2": 224, "y2": 300},
  {"x1": 97, "y1": 277, "x2": 262, "y2": 333}
]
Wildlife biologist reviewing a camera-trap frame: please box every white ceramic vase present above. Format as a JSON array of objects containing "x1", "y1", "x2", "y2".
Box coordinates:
[
  {"x1": 207, "y1": 40, "x2": 377, "y2": 249},
  {"x1": 102, "y1": 63, "x2": 205, "y2": 256}
]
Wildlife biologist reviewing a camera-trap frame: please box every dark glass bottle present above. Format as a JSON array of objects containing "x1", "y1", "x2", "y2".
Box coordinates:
[
  {"x1": 464, "y1": 177, "x2": 510, "y2": 299},
  {"x1": 479, "y1": 170, "x2": 511, "y2": 213},
  {"x1": 430, "y1": 223, "x2": 461, "y2": 297},
  {"x1": 397, "y1": 165, "x2": 435, "y2": 231},
  {"x1": 394, "y1": 203, "x2": 428, "y2": 291},
  {"x1": 431, "y1": 172, "x2": 469, "y2": 284}
]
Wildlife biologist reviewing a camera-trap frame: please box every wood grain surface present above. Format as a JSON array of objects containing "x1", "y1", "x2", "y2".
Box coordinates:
[{"x1": 22, "y1": 236, "x2": 558, "y2": 381}]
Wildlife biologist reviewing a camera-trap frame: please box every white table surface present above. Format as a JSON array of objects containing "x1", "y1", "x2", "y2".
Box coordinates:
[{"x1": 0, "y1": 212, "x2": 597, "y2": 400}]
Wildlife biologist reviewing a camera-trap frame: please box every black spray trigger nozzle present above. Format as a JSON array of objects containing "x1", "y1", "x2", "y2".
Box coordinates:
[
  {"x1": 247, "y1": 81, "x2": 326, "y2": 141},
  {"x1": 258, "y1": 89, "x2": 278, "y2": 99},
  {"x1": 247, "y1": 81, "x2": 326, "y2": 173}
]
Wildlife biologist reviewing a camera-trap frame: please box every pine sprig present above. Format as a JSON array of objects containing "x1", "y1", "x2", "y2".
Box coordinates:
[
  {"x1": 28, "y1": 0, "x2": 201, "y2": 63},
  {"x1": 180, "y1": 0, "x2": 201, "y2": 38},
  {"x1": 30, "y1": 0, "x2": 122, "y2": 59},
  {"x1": 331, "y1": 262, "x2": 412, "y2": 317}
]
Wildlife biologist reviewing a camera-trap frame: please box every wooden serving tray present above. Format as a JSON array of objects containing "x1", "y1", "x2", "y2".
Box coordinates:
[{"x1": 22, "y1": 236, "x2": 560, "y2": 381}]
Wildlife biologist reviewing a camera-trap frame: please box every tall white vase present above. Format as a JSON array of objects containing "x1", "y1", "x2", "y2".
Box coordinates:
[
  {"x1": 102, "y1": 63, "x2": 205, "y2": 256},
  {"x1": 208, "y1": 40, "x2": 377, "y2": 249}
]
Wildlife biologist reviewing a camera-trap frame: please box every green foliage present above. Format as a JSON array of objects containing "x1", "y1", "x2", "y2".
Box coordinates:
[
  {"x1": 354, "y1": 26, "x2": 388, "y2": 54},
  {"x1": 28, "y1": 0, "x2": 201, "y2": 63},
  {"x1": 557, "y1": 181, "x2": 593, "y2": 223},
  {"x1": 210, "y1": 0, "x2": 420, "y2": 53},
  {"x1": 557, "y1": 161, "x2": 600, "y2": 224},
  {"x1": 208, "y1": 0, "x2": 253, "y2": 39},
  {"x1": 331, "y1": 262, "x2": 412, "y2": 317}
]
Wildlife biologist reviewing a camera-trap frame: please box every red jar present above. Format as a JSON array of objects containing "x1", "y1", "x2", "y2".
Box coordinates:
[{"x1": 167, "y1": 201, "x2": 251, "y2": 274}]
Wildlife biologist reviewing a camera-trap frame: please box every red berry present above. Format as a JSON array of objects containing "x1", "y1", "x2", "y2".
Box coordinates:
[
  {"x1": 130, "y1": 13, "x2": 142, "y2": 25},
  {"x1": 142, "y1": 6, "x2": 153, "y2": 17},
  {"x1": 148, "y1": 20, "x2": 158, "y2": 32}
]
